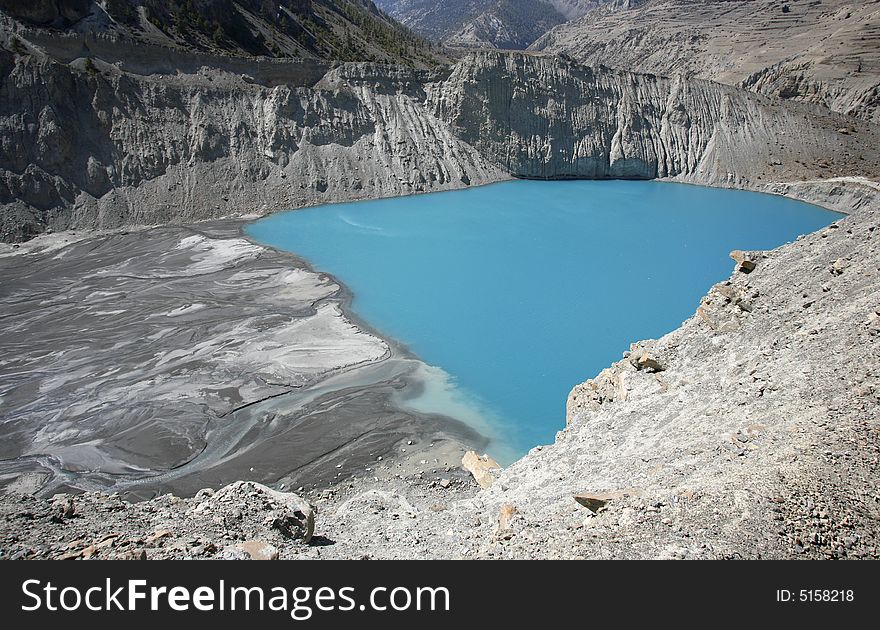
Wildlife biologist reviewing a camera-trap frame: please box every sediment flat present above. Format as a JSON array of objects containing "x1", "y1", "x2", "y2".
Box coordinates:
[{"x1": 0, "y1": 221, "x2": 485, "y2": 500}]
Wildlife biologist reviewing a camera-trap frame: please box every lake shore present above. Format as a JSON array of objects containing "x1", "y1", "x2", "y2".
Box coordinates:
[
  {"x1": 2, "y1": 175, "x2": 871, "y2": 501},
  {"x1": 1, "y1": 177, "x2": 877, "y2": 559},
  {"x1": 0, "y1": 219, "x2": 488, "y2": 501}
]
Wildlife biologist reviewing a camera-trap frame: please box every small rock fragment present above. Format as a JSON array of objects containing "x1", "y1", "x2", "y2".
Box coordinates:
[
  {"x1": 236, "y1": 540, "x2": 279, "y2": 561},
  {"x1": 498, "y1": 503, "x2": 517, "y2": 530},
  {"x1": 145, "y1": 530, "x2": 171, "y2": 545},
  {"x1": 117, "y1": 549, "x2": 147, "y2": 560},
  {"x1": 574, "y1": 489, "x2": 638, "y2": 512},
  {"x1": 730, "y1": 250, "x2": 757, "y2": 273},
  {"x1": 635, "y1": 353, "x2": 664, "y2": 372}
]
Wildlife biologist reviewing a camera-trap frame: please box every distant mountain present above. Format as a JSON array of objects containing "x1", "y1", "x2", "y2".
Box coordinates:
[
  {"x1": 531, "y1": 0, "x2": 880, "y2": 122},
  {"x1": 0, "y1": 0, "x2": 444, "y2": 66},
  {"x1": 374, "y1": 0, "x2": 605, "y2": 49}
]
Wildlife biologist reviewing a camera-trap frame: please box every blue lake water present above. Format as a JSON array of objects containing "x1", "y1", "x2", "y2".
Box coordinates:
[{"x1": 246, "y1": 180, "x2": 840, "y2": 462}]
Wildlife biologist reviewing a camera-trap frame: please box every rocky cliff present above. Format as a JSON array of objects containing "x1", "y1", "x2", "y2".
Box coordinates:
[
  {"x1": 4, "y1": 33, "x2": 880, "y2": 242},
  {"x1": 0, "y1": 39, "x2": 502, "y2": 241},
  {"x1": 431, "y1": 52, "x2": 880, "y2": 184}
]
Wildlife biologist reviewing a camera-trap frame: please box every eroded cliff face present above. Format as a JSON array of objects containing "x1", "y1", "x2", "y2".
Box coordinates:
[
  {"x1": 429, "y1": 52, "x2": 880, "y2": 185},
  {"x1": 3, "y1": 43, "x2": 880, "y2": 242},
  {"x1": 0, "y1": 47, "x2": 502, "y2": 241}
]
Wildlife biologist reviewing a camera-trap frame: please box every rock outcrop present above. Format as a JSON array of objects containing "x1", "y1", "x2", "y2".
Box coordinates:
[
  {"x1": 461, "y1": 451, "x2": 500, "y2": 489},
  {"x1": 0, "y1": 41, "x2": 502, "y2": 241}
]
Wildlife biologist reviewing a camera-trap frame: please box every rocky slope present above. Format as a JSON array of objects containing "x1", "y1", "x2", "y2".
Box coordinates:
[
  {"x1": 0, "y1": 0, "x2": 442, "y2": 66},
  {"x1": 2, "y1": 179, "x2": 877, "y2": 560},
  {"x1": 532, "y1": 0, "x2": 880, "y2": 123}
]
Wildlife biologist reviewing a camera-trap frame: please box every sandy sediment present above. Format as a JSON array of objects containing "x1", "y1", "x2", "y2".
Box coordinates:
[{"x1": 0, "y1": 220, "x2": 487, "y2": 500}]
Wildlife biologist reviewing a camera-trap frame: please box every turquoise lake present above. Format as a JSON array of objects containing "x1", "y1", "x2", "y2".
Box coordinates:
[{"x1": 246, "y1": 180, "x2": 840, "y2": 462}]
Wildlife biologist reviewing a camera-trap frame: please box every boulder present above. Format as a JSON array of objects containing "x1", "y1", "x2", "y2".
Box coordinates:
[
  {"x1": 630, "y1": 349, "x2": 664, "y2": 372},
  {"x1": 729, "y1": 250, "x2": 757, "y2": 273},
  {"x1": 461, "y1": 451, "x2": 501, "y2": 489},
  {"x1": 635, "y1": 354, "x2": 664, "y2": 371},
  {"x1": 831, "y1": 258, "x2": 849, "y2": 275},
  {"x1": 628, "y1": 341, "x2": 665, "y2": 372},
  {"x1": 211, "y1": 481, "x2": 315, "y2": 544},
  {"x1": 52, "y1": 496, "x2": 76, "y2": 519}
]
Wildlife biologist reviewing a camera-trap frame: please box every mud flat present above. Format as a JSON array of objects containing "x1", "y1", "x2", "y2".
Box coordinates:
[{"x1": 0, "y1": 221, "x2": 486, "y2": 500}]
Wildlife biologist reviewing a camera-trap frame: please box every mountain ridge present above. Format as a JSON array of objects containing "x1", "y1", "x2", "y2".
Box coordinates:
[
  {"x1": 375, "y1": 0, "x2": 607, "y2": 49},
  {"x1": 0, "y1": 0, "x2": 444, "y2": 66},
  {"x1": 532, "y1": 0, "x2": 880, "y2": 123},
  {"x1": 2, "y1": 37, "x2": 879, "y2": 241}
]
